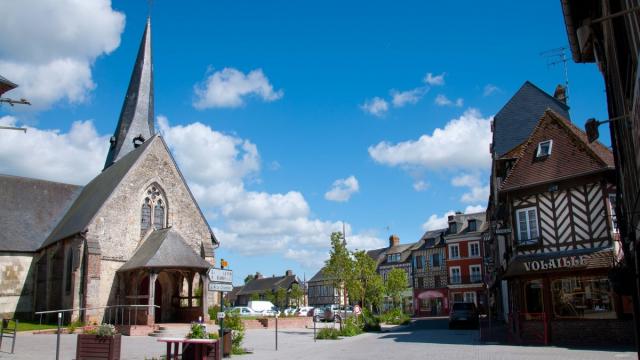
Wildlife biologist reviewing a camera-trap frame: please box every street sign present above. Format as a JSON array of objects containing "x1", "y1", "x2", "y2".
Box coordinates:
[
  {"x1": 208, "y1": 282, "x2": 233, "y2": 292},
  {"x1": 208, "y1": 268, "x2": 232, "y2": 283},
  {"x1": 353, "y1": 305, "x2": 362, "y2": 315},
  {"x1": 217, "y1": 312, "x2": 226, "y2": 320}
]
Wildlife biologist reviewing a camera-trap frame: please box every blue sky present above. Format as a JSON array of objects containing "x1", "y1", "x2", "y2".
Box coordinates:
[{"x1": 0, "y1": 1, "x2": 608, "y2": 285}]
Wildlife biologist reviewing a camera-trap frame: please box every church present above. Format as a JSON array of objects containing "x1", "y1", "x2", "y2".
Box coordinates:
[{"x1": 0, "y1": 18, "x2": 219, "y2": 326}]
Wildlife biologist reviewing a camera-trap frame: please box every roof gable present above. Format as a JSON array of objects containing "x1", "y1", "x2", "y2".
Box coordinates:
[
  {"x1": 0, "y1": 175, "x2": 82, "y2": 252},
  {"x1": 237, "y1": 275, "x2": 298, "y2": 295},
  {"x1": 493, "y1": 81, "x2": 570, "y2": 157},
  {"x1": 500, "y1": 110, "x2": 614, "y2": 192},
  {"x1": 41, "y1": 136, "x2": 156, "y2": 248},
  {"x1": 118, "y1": 228, "x2": 210, "y2": 271}
]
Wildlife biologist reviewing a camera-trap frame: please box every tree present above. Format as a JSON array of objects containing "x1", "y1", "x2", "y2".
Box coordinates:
[
  {"x1": 289, "y1": 283, "x2": 304, "y2": 307},
  {"x1": 249, "y1": 292, "x2": 260, "y2": 301},
  {"x1": 275, "y1": 287, "x2": 287, "y2": 309},
  {"x1": 347, "y1": 250, "x2": 384, "y2": 310},
  {"x1": 244, "y1": 274, "x2": 255, "y2": 284},
  {"x1": 385, "y1": 268, "x2": 408, "y2": 310},
  {"x1": 323, "y1": 232, "x2": 353, "y2": 307}
]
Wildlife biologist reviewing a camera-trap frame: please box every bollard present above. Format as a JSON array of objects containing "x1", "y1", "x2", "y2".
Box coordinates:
[
  {"x1": 55, "y1": 312, "x2": 61, "y2": 360},
  {"x1": 275, "y1": 313, "x2": 278, "y2": 351},
  {"x1": 217, "y1": 311, "x2": 225, "y2": 358},
  {"x1": 313, "y1": 317, "x2": 316, "y2": 342}
]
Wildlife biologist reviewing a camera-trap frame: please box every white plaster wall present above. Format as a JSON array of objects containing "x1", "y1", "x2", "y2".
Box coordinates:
[{"x1": 0, "y1": 253, "x2": 34, "y2": 316}]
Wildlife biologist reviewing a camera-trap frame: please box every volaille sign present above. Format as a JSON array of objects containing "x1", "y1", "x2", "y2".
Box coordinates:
[{"x1": 523, "y1": 255, "x2": 590, "y2": 272}]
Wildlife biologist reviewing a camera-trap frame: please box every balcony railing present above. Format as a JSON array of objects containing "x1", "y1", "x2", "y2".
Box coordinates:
[{"x1": 449, "y1": 274, "x2": 483, "y2": 285}]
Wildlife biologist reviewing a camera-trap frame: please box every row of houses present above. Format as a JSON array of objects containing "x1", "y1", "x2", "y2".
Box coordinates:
[{"x1": 306, "y1": 212, "x2": 488, "y2": 318}]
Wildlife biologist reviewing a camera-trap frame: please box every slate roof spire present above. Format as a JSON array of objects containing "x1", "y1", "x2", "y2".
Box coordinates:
[{"x1": 104, "y1": 17, "x2": 155, "y2": 169}]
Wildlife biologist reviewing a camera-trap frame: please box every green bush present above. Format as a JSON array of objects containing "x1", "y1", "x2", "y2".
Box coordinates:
[
  {"x1": 362, "y1": 309, "x2": 381, "y2": 332},
  {"x1": 316, "y1": 327, "x2": 340, "y2": 340},
  {"x1": 67, "y1": 320, "x2": 84, "y2": 334},
  {"x1": 339, "y1": 316, "x2": 363, "y2": 337},
  {"x1": 186, "y1": 323, "x2": 208, "y2": 339},
  {"x1": 223, "y1": 311, "x2": 246, "y2": 354},
  {"x1": 208, "y1": 305, "x2": 220, "y2": 324},
  {"x1": 380, "y1": 308, "x2": 410, "y2": 325}
]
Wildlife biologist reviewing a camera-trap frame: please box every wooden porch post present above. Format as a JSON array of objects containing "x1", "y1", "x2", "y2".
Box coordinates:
[
  {"x1": 188, "y1": 271, "x2": 193, "y2": 308},
  {"x1": 148, "y1": 271, "x2": 158, "y2": 325},
  {"x1": 201, "y1": 272, "x2": 210, "y2": 321}
]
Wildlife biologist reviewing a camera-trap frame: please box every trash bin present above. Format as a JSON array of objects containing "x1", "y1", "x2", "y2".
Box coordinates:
[{"x1": 221, "y1": 328, "x2": 232, "y2": 357}]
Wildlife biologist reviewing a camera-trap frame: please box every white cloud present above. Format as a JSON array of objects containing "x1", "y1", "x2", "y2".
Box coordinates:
[
  {"x1": 451, "y1": 173, "x2": 490, "y2": 203},
  {"x1": 193, "y1": 67, "x2": 283, "y2": 109},
  {"x1": 413, "y1": 180, "x2": 429, "y2": 192},
  {"x1": 368, "y1": 109, "x2": 492, "y2": 171},
  {"x1": 422, "y1": 210, "x2": 455, "y2": 231},
  {"x1": 390, "y1": 87, "x2": 426, "y2": 107},
  {"x1": 421, "y1": 206, "x2": 485, "y2": 231},
  {"x1": 435, "y1": 94, "x2": 463, "y2": 107},
  {"x1": 0, "y1": 0, "x2": 125, "y2": 108},
  {"x1": 483, "y1": 84, "x2": 500, "y2": 97},
  {"x1": 424, "y1": 72, "x2": 445, "y2": 86},
  {"x1": 325, "y1": 176, "x2": 359, "y2": 202},
  {"x1": 0, "y1": 116, "x2": 109, "y2": 184},
  {"x1": 360, "y1": 97, "x2": 389, "y2": 117}
]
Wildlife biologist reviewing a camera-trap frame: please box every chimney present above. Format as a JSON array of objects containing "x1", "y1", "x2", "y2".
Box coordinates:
[
  {"x1": 389, "y1": 234, "x2": 400, "y2": 247},
  {"x1": 554, "y1": 84, "x2": 567, "y2": 104},
  {"x1": 285, "y1": 270, "x2": 293, "y2": 276},
  {"x1": 255, "y1": 272, "x2": 263, "y2": 279}
]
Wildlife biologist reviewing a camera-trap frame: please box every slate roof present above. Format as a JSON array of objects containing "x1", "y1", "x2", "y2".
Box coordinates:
[
  {"x1": 236, "y1": 275, "x2": 298, "y2": 295},
  {"x1": 419, "y1": 228, "x2": 447, "y2": 247},
  {"x1": 500, "y1": 110, "x2": 614, "y2": 192},
  {"x1": 446, "y1": 212, "x2": 488, "y2": 237},
  {"x1": 367, "y1": 240, "x2": 423, "y2": 266},
  {"x1": 493, "y1": 81, "x2": 570, "y2": 157},
  {"x1": 118, "y1": 228, "x2": 210, "y2": 271},
  {"x1": 0, "y1": 175, "x2": 82, "y2": 252},
  {"x1": 41, "y1": 136, "x2": 156, "y2": 249},
  {"x1": 308, "y1": 267, "x2": 330, "y2": 283}
]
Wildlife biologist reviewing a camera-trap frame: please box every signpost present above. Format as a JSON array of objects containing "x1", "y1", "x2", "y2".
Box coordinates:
[
  {"x1": 208, "y1": 268, "x2": 233, "y2": 283},
  {"x1": 208, "y1": 283, "x2": 233, "y2": 292},
  {"x1": 353, "y1": 305, "x2": 362, "y2": 316}
]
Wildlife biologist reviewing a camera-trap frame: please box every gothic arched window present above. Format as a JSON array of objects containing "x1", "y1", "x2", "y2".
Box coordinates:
[
  {"x1": 141, "y1": 198, "x2": 151, "y2": 236},
  {"x1": 140, "y1": 184, "x2": 167, "y2": 238},
  {"x1": 153, "y1": 199, "x2": 165, "y2": 229}
]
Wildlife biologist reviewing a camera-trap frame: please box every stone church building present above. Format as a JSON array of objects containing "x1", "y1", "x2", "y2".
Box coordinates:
[{"x1": 0, "y1": 19, "x2": 219, "y2": 325}]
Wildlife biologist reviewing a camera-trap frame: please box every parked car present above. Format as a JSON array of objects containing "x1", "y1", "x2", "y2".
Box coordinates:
[
  {"x1": 261, "y1": 309, "x2": 280, "y2": 316},
  {"x1": 230, "y1": 306, "x2": 259, "y2": 317},
  {"x1": 312, "y1": 307, "x2": 325, "y2": 322},
  {"x1": 283, "y1": 307, "x2": 297, "y2": 316},
  {"x1": 448, "y1": 302, "x2": 479, "y2": 329},
  {"x1": 323, "y1": 304, "x2": 345, "y2": 322},
  {"x1": 248, "y1": 300, "x2": 277, "y2": 313},
  {"x1": 296, "y1": 306, "x2": 314, "y2": 317}
]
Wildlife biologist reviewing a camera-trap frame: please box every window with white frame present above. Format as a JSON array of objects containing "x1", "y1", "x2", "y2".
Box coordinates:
[
  {"x1": 450, "y1": 266, "x2": 461, "y2": 284},
  {"x1": 516, "y1": 206, "x2": 539, "y2": 245},
  {"x1": 449, "y1": 244, "x2": 460, "y2": 259},
  {"x1": 468, "y1": 242, "x2": 480, "y2": 257},
  {"x1": 470, "y1": 265, "x2": 482, "y2": 283},
  {"x1": 387, "y1": 253, "x2": 401, "y2": 263},
  {"x1": 468, "y1": 219, "x2": 477, "y2": 232},
  {"x1": 464, "y1": 291, "x2": 477, "y2": 304},
  {"x1": 608, "y1": 194, "x2": 619, "y2": 233},
  {"x1": 536, "y1": 140, "x2": 553, "y2": 157}
]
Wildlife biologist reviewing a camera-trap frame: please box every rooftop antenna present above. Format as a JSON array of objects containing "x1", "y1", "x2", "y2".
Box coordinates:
[{"x1": 540, "y1": 46, "x2": 570, "y2": 105}]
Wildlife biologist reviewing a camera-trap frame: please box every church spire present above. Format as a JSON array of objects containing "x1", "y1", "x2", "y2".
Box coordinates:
[{"x1": 104, "y1": 18, "x2": 155, "y2": 169}]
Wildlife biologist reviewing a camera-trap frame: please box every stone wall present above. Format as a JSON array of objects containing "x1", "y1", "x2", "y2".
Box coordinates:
[
  {"x1": 86, "y1": 138, "x2": 214, "y2": 264},
  {"x1": 0, "y1": 252, "x2": 34, "y2": 318}
]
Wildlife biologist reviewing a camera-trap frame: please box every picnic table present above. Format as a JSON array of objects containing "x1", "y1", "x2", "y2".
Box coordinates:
[{"x1": 157, "y1": 337, "x2": 219, "y2": 360}]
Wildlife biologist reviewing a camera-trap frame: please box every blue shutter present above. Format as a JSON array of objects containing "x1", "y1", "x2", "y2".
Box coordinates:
[
  {"x1": 412, "y1": 256, "x2": 416, "y2": 270},
  {"x1": 422, "y1": 256, "x2": 427, "y2": 270}
]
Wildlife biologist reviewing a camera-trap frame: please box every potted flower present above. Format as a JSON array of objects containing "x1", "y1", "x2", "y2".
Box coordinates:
[
  {"x1": 76, "y1": 324, "x2": 121, "y2": 360},
  {"x1": 182, "y1": 323, "x2": 219, "y2": 360}
]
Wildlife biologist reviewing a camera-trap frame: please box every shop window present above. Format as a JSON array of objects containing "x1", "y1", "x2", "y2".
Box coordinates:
[
  {"x1": 420, "y1": 298, "x2": 430, "y2": 312},
  {"x1": 464, "y1": 292, "x2": 476, "y2": 304},
  {"x1": 551, "y1": 277, "x2": 616, "y2": 319},
  {"x1": 524, "y1": 280, "x2": 544, "y2": 313},
  {"x1": 453, "y1": 293, "x2": 464, "y2": 303}
]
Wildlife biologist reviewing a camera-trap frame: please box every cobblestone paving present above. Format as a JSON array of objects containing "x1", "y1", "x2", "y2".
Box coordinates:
[{"x1": 0, "y1": 319, "x2": 634, "y2": 359}]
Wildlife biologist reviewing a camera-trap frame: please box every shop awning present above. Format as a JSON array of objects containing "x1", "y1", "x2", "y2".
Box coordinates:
[
  {"x1": 502, "y1": 247, "x2": 614, "y2": 278},
  {"x1": 416, "y1": 290, "x2": 446, "y2": 299}
]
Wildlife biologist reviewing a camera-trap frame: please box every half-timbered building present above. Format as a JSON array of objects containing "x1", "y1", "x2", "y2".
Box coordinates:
[
  {"x1": 411, "y1": 229, "x2": 449, "y2": 317},
  {"x1": 494, "y1": 108, "x2": 632, "y2": 346}
]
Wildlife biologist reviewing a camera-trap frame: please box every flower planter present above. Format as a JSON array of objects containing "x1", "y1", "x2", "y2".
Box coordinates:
[{"x1": 76, "y1": 334, "x2": 122, "y2": 360}]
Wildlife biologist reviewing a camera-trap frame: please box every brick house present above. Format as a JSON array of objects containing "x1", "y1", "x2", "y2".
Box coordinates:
[
  {"x1": 445, "y1": 212, "x2": 488, "y2": 313},
  {"x1": 411, "y1": 229, "x2": 449, "y2": 317}
]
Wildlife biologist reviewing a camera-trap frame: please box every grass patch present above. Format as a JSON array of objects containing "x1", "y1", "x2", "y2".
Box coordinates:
[
  {"x1": 379, "y1": 309, "x2": 411, "y2": 325},
  {"x1": 8, "y1": 320, "x2": 60, "y2": 332}
]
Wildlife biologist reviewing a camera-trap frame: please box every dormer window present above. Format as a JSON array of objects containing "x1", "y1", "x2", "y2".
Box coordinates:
[
  {"x1": 468, "y1": 219, "x2": 477, "y2": 232},
  {"x1": 387, "y1": 253, "x2": 400, "y2": 263},
  {"x1": 536, "y1": 140, "x2": 553, "y2": 158},
  {"x1": 449, "y1": 222, "x2": 457, "y2": 234}
]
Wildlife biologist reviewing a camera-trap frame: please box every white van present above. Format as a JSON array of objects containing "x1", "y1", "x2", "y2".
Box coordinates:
[{"x1": 248, "y1": 300, "x2": 277, "y2": 313}]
